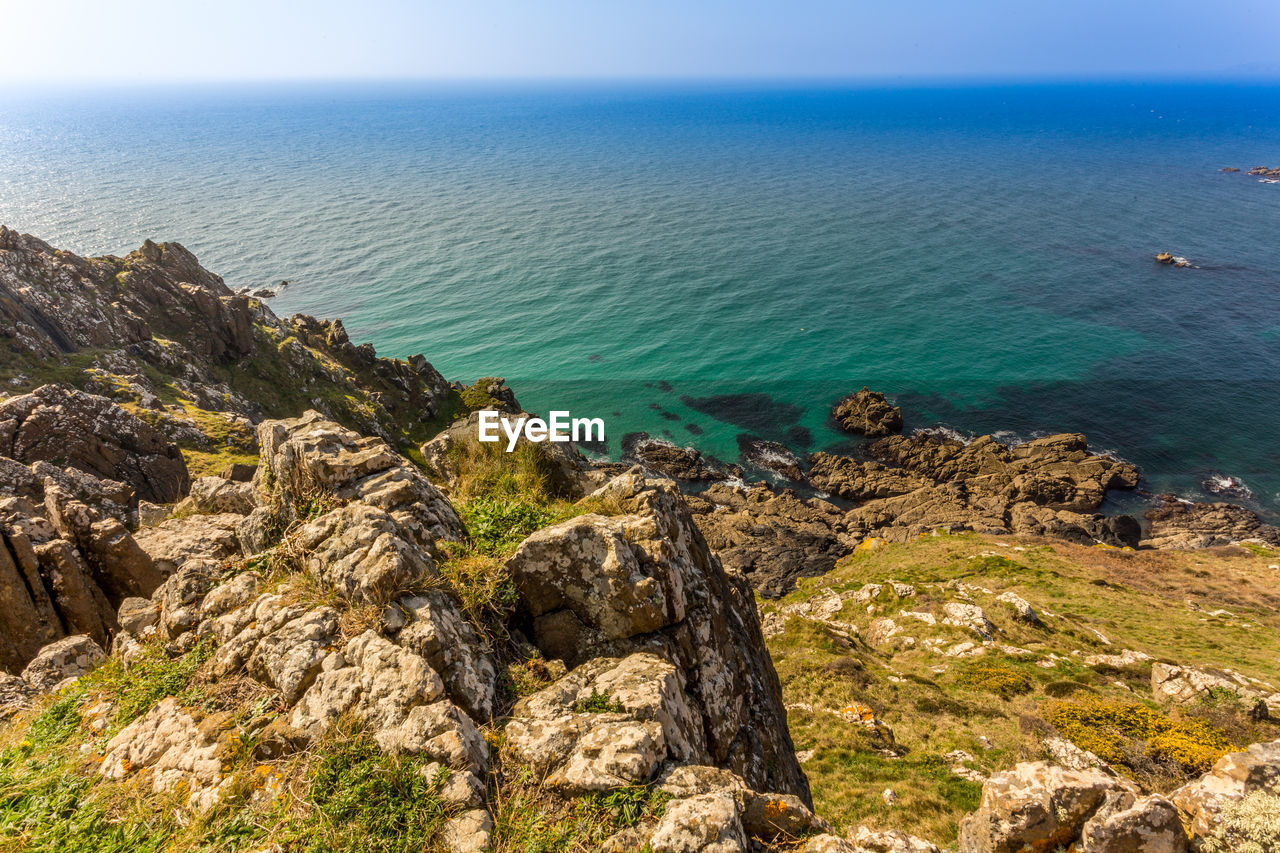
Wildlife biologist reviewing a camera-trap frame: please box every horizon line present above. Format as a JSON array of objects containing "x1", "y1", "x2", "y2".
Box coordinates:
[{"x1": 4, "y1": 71, "x2": 1280, "y2": 91}]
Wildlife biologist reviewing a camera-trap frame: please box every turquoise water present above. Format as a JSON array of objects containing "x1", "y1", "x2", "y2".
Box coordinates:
[{"x1": 2, "y1": 82, "x2": 1278, "y2": 515}]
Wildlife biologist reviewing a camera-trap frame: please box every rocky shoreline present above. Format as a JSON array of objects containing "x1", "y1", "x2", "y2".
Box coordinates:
[{"x1": 3, "y1": 228, "x2": 1279, "y2": 852}]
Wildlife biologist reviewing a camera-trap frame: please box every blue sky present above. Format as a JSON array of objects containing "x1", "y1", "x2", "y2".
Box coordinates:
[{"x1": 3, "y1": 0, "x2": 1278, "y2": 84}]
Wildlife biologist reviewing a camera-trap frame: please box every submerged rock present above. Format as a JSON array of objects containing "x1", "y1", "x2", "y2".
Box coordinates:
[{"x1": 736, "y1": 434, "x2": 806, "y2": 482}]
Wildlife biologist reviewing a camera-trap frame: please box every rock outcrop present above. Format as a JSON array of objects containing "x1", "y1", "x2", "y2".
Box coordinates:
[
  {"x1": 0, "y1": 385, "x2": 188, "y2": 503},
  {"x1": 956, "y1": 761, "x2": 1185, "y2": 853},
  {"x1": 832, "y1": 388, "x2": 903, "y2": 437},
  {"x1": 1143, "y1": 497, "x2": 1280, "y2": 550},
  {"x1": 825, "y1": 431, "x2": 1141, "y2": 544},
  {"x1": 504, "y1": 471, "x2": 811, "y2": 801},
  {"x1": 686, "y1": 482, "x2": 859, "y2": 598},
  {"x1": 0, "y1": 450, "x2": 167, "y2": 672},
  {"x1": 1171, "y1": 740, "x2": 1280, "y2": 840},
  {"x1": 622, "y1": 433, "x2": 743, "y2": 483},
  {"x1": 0, "y1": 227, "x2": 453, "y2": 454},
  {"x1": 81, "y1": 413, "x2": 817, "y2": 850}
]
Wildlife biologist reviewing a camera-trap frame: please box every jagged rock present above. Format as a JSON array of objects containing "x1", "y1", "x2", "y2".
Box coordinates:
[
  {"x1": 244, "y1": 606, "x2": 341, "y2": 704},
  {"x1": 0, "y1": 385, "x2": 189, "y2": 503},
  {"x1": 0, "y1": 673, "x2": 37, "y2": 715},
  {"x1": 259, "y1": 411, "x2": 464, "y2": 551},
  {"x1": 137, "y1": 501, "x2": 168, "y2": 527},
  {"x1": 31, "y1": 537, "x2": 115, "y2": 647},
  {"x1": 996, "y1": 592, "x2": 1039, "y2": 624},
  {"x1": 0, "y1": 509, "x2": 65, "y2": 669},
  {"x1": 958, "y1": 761, "x2": 1140, "y2": 853},
  {"x1": 382, "y1": 699, "x2": 488, "y2": 771},
  {"x1": 155, "y1": 558, "x2": 225, "y2": 641},
  {"x1": 658, "y1": 764, "x2": 750, "y2": 798},
  {"x1": 179, "y1": 476, "x2": 258, "y2": 515},
  {"x1": 295, "y1": 502, "x2": 437, "y2": 603},
  {"x1": 43, "y1": 484, "x2": 163, "y2": 601},
  {"x1": 1151, "y1": 662, "x2": 1280, "y2": 717},
  {"x1": 117, "y1": 596, "x2": 160, "y2": 635},
  {"x1": 220, "y1": 462, "x2": 257, "y2": 482},
  {"x1": 650, "y1": 791, "x2": 746, "y2": 853},
  {"x1": 134, "y1": 513, "x2": 242, "y2": 576},
  {"x1": 1010, "y1": 503, "x2": 1141, "y2": 548},
  {"x1": 1144, "y1": 497, "x2": 1280, "y2": 550},
  {"x1": 799, "y1": 836, "x2": 859, "y2": 853},
  {"x1": 506, "y1": 654, "x2": 705, "y2": 792},
  {"x1": 832, "y1": 387, "x2": 903, "y2": 437},
  {"x1": 505, "y1": 474, "x2": 809, "y2": 801},
  {"x1": 20, "y1": 634, "x2": 106, "y2": 690},
  {"x1": 622, "y1": 434, "x2": 742, "y2": 483},
  {"x1": 424, "y1": 762, "x2": 486, "y2": 808},
  {"x1": 686, "y1": 481, "x2": 859, "y2": 598},
  {"x1": 1171, "y1": 739, "x2": 1280, "y2": 839},
  {"x1": 198, "y1": 571, "x2": 261, "y2": 625},
  {"x1": 1043, "y1": 737, "x2": 1109, "y2": 771},
  {"x1": 1079, "y1": 791, "x2": 1187, "y2": 852},
  {"x1": 99, "y1": 697, "x2": 231, "y2": 810},
  {"x1": 741, "y1": 790, "x2": 832, "y2": 839},
  {"x1": 807, "y1": 453, "x2": 927, "y2": 502},
  {"x1": 943, "y1": 603, "x2": 997, "y2": 639},
  {"x1": 290, "y1": 630, "x2": 441, "y2": 733},
  {"x1": 871, "y1": 432, "x2": 1139, "y2": 514},
  {"x1": 388, "y1": 592, "x2": 498, "y2": 721}
]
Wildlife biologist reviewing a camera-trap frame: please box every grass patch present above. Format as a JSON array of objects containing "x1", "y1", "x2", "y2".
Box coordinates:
[
  {"x1": 572, "y1": 690, "x2": 626, "y2": 715},
  {"x1": 304, "y1": 729, "x2": 451, "y2": 852},
  {"x1": 803, "y1": 749, "x2": 981, "y2": 845}
]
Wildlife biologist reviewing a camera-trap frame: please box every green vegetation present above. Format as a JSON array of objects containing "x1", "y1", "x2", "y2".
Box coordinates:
[
  {"x1": 0, "y1": 638, "x2": 460, "y2": 853},
  {"x1": 1049, "y1": 696, "x2": 1234, "y2": 779},
  {"x1": 305, "y1": 730, "x2": 451, "y2": 852},
  {"x1": 764, "y1": 530, "x2": 1280, "y2": 844},
  {"x1": 572, "y1": 690, "x2": 626, "y2": 715},
  {"x1": 489, "y1": 764, "x2": 667, "y2": 853},
  {"x1": 459, "y1": 496, "x2": 556, "y2": 556}
]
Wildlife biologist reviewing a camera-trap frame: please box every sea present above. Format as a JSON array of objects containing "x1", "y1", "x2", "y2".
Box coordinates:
[{"x1": 1, "y1": 81, "x2": 1278, "y2": 518}]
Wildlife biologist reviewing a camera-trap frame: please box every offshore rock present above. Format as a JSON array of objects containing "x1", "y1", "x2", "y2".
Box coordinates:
[
  {"x1": 832, "y1": 387, "x2": 903, "y2": 437},
  {"x1": 736, "y1": 434, "x2": 806, "y2": 482}
]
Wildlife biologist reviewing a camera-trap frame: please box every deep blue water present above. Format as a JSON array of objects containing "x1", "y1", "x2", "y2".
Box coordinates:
[{"x1": 1, "y1": 82, "x2": 1278, "y2": 515}]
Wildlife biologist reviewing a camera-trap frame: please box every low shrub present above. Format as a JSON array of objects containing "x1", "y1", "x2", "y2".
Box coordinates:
[
  {"x1": 1048, "y1": 696, "x2": 1234, "y2": 776},
  {"x1": 954, "y1": 663, "x2": 1034, "y2": 698}
]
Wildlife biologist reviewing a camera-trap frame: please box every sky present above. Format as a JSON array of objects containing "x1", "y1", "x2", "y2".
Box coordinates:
[{"x1": 1, "y1": 0, "x2": 1278, "y2": 84}]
